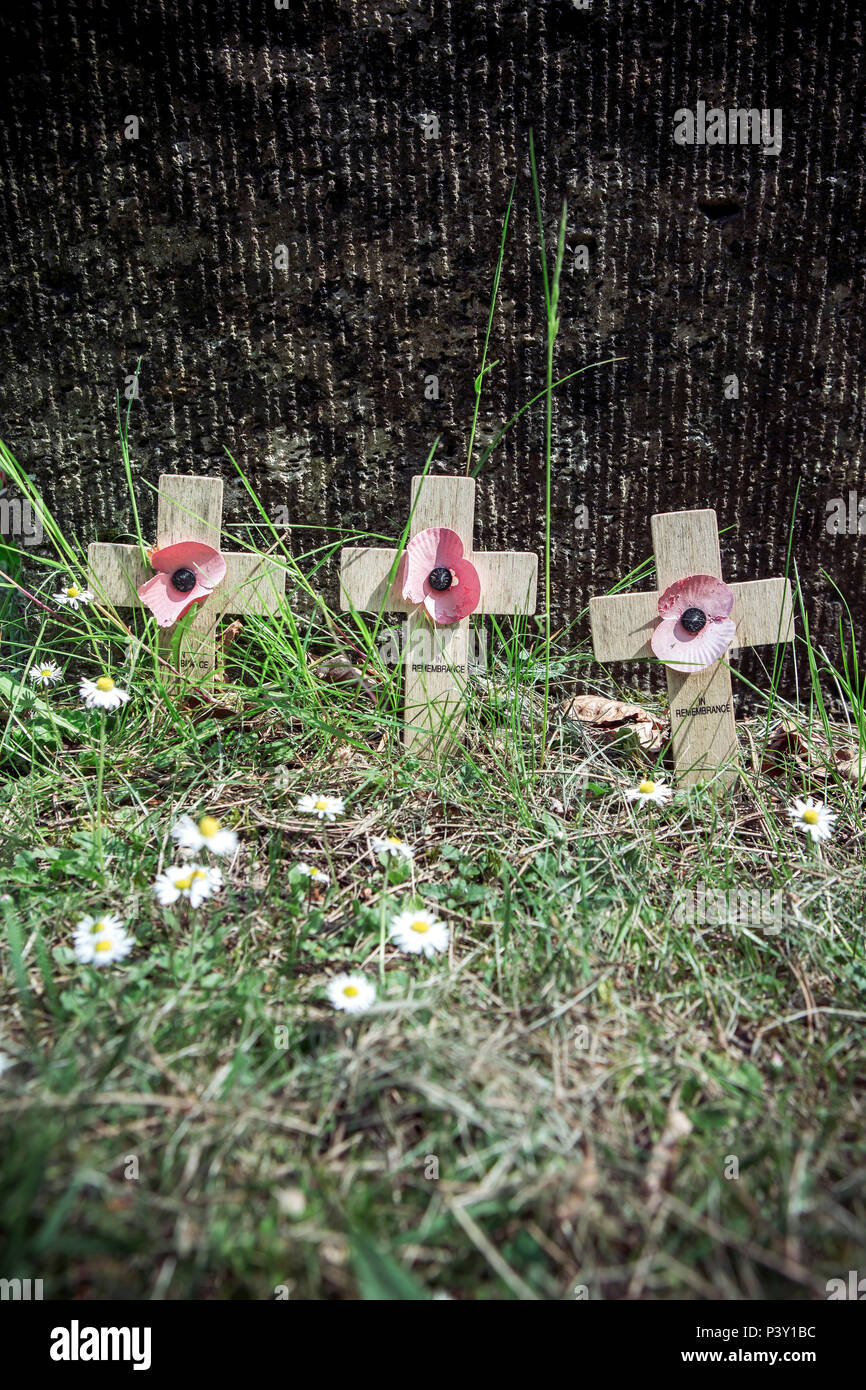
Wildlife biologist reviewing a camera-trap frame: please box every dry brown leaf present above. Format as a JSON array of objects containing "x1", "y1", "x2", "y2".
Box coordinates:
[
  {"x1": 760, "y1": 718, "x2": 814, "y2": 777},
  {"x1": 328, "y1": 740, "x2": 376, "y2": 770},
  {"x1": 314, "y1": 654, "x2": 379, "y2": 703},
  {"x1": 178, "y1": 692, "x2": 244, "y2": 721},
  {"x1": 562, "y1": 693, "x2": 668, "y2": 752},
  {"x1": 760, "y1": 718, "x2": 865, "y2": 787},
  {"x1": 833, "y1": 743, "x2": 866, "y2": 787},
  {"x1": 219, "y1": 619, "x2": 244, "y2": 650}
]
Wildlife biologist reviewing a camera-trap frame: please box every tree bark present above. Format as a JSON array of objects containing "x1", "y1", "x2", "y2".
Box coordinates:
[{"x1": 0, "y1": 0, "x2": 862, "y2": 701}]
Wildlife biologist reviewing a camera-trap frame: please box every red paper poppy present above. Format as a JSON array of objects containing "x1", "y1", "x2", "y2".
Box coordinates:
[
  {"x1": 400, "y1": 527, "x2": 481, "y2": 626},
  {"x1": 650, "y1": 573, "x2": 736, "y2": 673},
  {"x1": 137, "y1": 541, "x2": 227, "y2": 628}
]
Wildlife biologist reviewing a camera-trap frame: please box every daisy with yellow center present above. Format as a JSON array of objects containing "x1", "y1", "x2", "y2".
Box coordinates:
[
  {"x1": 295, "y1": 862, "x2": 331, "y2": 886},
  {"x1": 29, "y1": 661, "x2": 63, "y2": 688},
  {"x1": 389, "y1": 907, "x2": 449, "y2": 958},
  {"x1": 73, "y1": 914, "x2": 134, "y2": 967},
  {"x1": 326, "y1": 972, "x2": 376, "y2": 1014},
  {"x1": 297, "y1": 792, "x2": 345, "y2": 822},
  {"x1": 80, "y1": 675, "x2": 131, "y2": 711},
  {"x1": 53, "y1": 581, "x2": 94, "y2": 609},
  {"x1": 153, "y1": 863, "x2": 223, "y2": 908},
  {"x1": 788, "y1": 797, "x2": 836, "y2": 843},
  {"x1": 625, "y1": 775, "x2": 673, "y2": 807},
  {"x1": 172, "y1": 813, "x2": 239, "y2": 857},
  {"x1": 73, "y1": 911, "x2": 124, "y2": 945},
  {"x1": 371, "y1": 834, "x2": 415, "y2": 862}
]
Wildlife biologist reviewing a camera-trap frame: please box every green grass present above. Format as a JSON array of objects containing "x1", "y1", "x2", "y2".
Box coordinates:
[
  {"x1": 0, "y1": 449, "x2": 863, "y2": 1299},
  {"x1": 0, "y1": 159, "x2": 863, "y2": 1301}
]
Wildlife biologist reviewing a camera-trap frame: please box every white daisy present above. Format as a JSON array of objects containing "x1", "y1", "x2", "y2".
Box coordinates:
[
  {"x1": 73, "y1": 911, "x2": 125, "y2": 947},
  {"x1": 74, "y1": 917, "x2": 134, "y2": 967},
  {"x1": 297, "y1": 793, "x2": 345, "y2": 821},
  {"x1": 326, "y1": 973, "x2": 376, "y2": 1014},
  {"x1": 389, "y1": 907, "x2": 449, "y2": 958},
  {"x1": 54, "y1": 581, "x2": 94, "y2": 609},
  {"x1": 80, "y1": 676, "x2": 130, "y2": 711},
  {"x1": 171, "y1": 813, "x2": 239, "y2": 857},
  {"x1": 29, "y1": 661, "x2": 63, "y2": 688},
  {"x1": 371, "y1": 834, "x2": 415, "y2": 862},
  {"x1": 789, "y1": 797, "x2": 836, "y2": 843},
  {"x1": 153, "y1": 864, "x2": 223, "y2": 908},
  {"x1": 295, "y1": 863, "x2": 331, "y2": 885},
  {"x1": 625, "y1": 776, "x2": 673, "y2": 807}
]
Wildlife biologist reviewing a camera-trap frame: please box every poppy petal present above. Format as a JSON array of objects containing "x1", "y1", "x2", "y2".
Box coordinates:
[
  {"x1": 402, "y1": 528, "x2": 466, "y2": 604},
  {"x1": 658, "y1": 573, "x2": 735, "y2": 622},
  {"x1": 137, "y1": 572, "x2": 212, "y2": 628},
  {"x1": 447, "y1": 558, "x2": 481, "y2": 619},
  {"x1": 148, "y1": 541, "x2": 227, "y2": 589},
  {"x1": 418, "y1": 556, "x2": 482, "y2": 625},
  {"x1": 651, "y1": 615, "x2": 736, "y2": 672},
  {"x1": 431, "y1": 528, "x2": 465, "y2": 569}
]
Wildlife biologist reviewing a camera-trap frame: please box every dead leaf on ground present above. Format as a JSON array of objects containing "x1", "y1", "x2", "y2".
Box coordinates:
[
  {"x1": 219, "y1": 619, "x2": 244, "y2": 650},
  {"x1": 562, "y1": 693, "x2": 668, "y2": 753},
  {"x1": 555, "y1": 1146, "x2": 600, "y2": 1227},
  {"x1": 328, "y1": 740, "x2": 373, "y2": 768},
  {"x1": 761, "y1": 717, "x2": 866, "y2": 787},
  {"x1": 642, "y1": 1100, "x2": 693, "y2": 1219},
  {"x1": 833, "y1": 743, "x2": 866, "y2": 787},
  {"x1": 177, "y1": 693, "x2": 244, "y2": 720},
  {"x1": 314, "y1": 655, "x2": 380, "y2": 703},
  {"x1": 760, "y1": 718, "x2": 813, "y2": 777}
]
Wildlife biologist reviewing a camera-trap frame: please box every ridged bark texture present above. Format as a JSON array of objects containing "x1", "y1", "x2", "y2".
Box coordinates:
[{"x1": 0, "y1": 1, "x2": 863, "y2": 700}]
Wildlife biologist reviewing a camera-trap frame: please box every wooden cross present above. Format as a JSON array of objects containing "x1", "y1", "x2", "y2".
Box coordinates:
[
  {"x1": 340, "y1": 475, "x2": 538, "y2": 755},
  {"x1": 589, "y1": 509, "x2": 795, "y2": 787},
  {"x1": 88, "y1": 474, "x2": 286, "y2": 680}
]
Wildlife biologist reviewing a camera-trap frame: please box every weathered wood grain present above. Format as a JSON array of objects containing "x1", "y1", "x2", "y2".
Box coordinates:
[{"x1": 589, "y1": 590, "x2": 658, "y2": 662}]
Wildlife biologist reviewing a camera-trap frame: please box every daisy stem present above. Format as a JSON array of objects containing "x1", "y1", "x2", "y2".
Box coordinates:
[
  {"x1": 176, "y1": 903, "x2": 190, "y2": 975},
  {"x1": 188, "y1": 902, "x2": 199, "y2": 962},
  {"x1": 378, "y1": 892, "x2": 387, "y2": 986},
  {"x1": 40, "y1": 679, "x2": 65, "y2": 760},
  {"x1": 95, "y1": 713, "x2": 107, "y2": 870},
  {"x1": 319, "y1": 832, "x2": 338, "y2": 887}
]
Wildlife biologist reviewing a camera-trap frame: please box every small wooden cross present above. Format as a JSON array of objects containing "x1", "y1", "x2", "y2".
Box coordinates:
[
  {"x1": 340, "y1": 475, "x2": 538, "y2": 755},
  {"x1": 589, "y1": 509, "x2": 795, "y2": 787},
  {"x1": 88, "y1": 474, "x2": 286, "y2": 680}
]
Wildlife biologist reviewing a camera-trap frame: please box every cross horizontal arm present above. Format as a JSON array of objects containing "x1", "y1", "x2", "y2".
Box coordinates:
[
  {"x1": 219, "y1": 552, "x2": 287, "y2": 616},
  {"x1": 474, "y1": 551, "x2": 538, "y2": 615},
  {"x1": 339, "y1": 547, "x2": 538, "y2": 617},
  {"x1": 339, "y1": 547, "x2": 404, "y2": 613},
  {"x1": 88, "y1": 543, "x2": 286, "y2": 617},
  {"x1": 728, "y1": 577, "x2": 794, "y2": 653},
  {"x1": 88, "y1": 542, "x2": 150, "y2": 605},
  {"x1": 590, "y1": 578, "x2": 796, "y2": 664},
  {"x1": 589, "y1": 590, "x2": 658, "y2": 662}
]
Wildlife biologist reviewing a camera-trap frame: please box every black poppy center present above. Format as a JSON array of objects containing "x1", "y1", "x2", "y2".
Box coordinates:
[
  {"x1": 428, "y1": 566, "x2": 453, "y2": 592},
  {"x1": 681, "y1": 606, "x2": 707, "y2": 634},
  {"x1": 171, "y1": 567, "x2": 197, "y2": 593}
]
